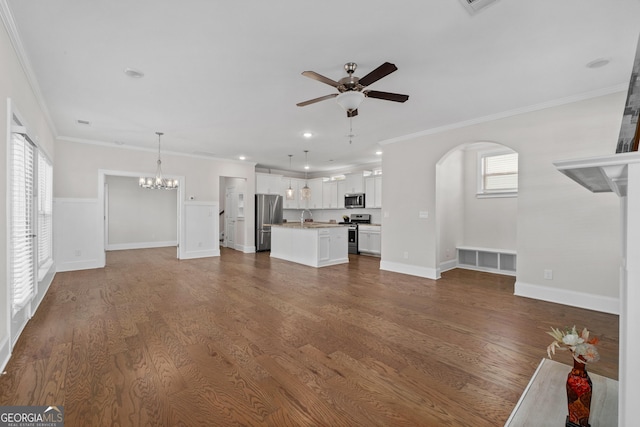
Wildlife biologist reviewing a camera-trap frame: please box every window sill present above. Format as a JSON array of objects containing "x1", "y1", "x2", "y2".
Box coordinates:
[{"x1": 476, "y1": 191, "x2": 518, "y2": 199}]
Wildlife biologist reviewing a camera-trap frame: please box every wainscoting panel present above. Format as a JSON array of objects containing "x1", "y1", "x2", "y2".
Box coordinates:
[
  {"x1": 182, "y1": 201, "x2": 220, "y2": 259},
  {"x1": 54, "y1": 198, "x2": 103, "y2": 272}
]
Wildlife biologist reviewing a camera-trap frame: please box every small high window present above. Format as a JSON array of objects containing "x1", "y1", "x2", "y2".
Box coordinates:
[{"x1": 478, "y1": 150, "x2": 518, "y2": 197}]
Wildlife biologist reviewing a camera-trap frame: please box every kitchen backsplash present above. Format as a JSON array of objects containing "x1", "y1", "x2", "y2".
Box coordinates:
[{"x1": 283, "y1": 208, "x2": 382, "y2": 224}]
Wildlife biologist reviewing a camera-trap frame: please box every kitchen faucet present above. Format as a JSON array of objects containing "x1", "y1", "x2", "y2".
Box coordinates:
[{"x1": 300, "y1": 209, "x2": 312, "y2": 226}]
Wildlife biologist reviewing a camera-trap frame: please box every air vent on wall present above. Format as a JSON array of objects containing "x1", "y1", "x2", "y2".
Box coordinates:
[{"x1": 459, "y1": 0, "x2": 500, "y2": 15}]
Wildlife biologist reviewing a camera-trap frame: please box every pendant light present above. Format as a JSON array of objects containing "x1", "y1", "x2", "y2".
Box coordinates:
[
  {"x1": 300, "y1": 150, "x2": 311, "y2": 200},
  {"x1": 285, "y1": 154, "x2": 295, "y2": 200},
  {"x1": 139, "y1": 132, "x2": 178, "y2": 190}
]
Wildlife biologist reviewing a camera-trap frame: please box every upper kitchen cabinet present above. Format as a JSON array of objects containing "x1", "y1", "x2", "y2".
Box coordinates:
[
  {"x1": 305, "y1": 178, "x2": 324, "y2": 209},
  {"x1": 344, "y1": 173, "x2": 364, "y2": 194},
  {"x1": 365, "y1": 175, "x2": 382, "y2": 208},
  {"x1": 322, "y1": 180, "x2": 338, "y2": 209},
  {"x1": 256, "y1": 172, "x2": 283, "y2": 194}
]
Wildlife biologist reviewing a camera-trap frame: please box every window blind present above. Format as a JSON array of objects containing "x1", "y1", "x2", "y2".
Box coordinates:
[
  {"x1": 38, "y1": 151, "x2": 53, "y2": 274},
  {"x1": 10, "y1": 131, "x2": 36, "y2": 315},
  {"x1": 483, "y1": 152, "x2": 518, "y2": 192}
]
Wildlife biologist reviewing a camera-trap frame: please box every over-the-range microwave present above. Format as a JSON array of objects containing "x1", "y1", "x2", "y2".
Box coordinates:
[{"x1": 345, "y1": 193, "x2": 365, "y2": 209}]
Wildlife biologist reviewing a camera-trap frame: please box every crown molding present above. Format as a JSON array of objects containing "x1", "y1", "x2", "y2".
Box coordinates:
[
  {"x1": 0, "y1": 0, "x2": 58, "y2": 137},
  {"x1": 380, "y1": 84, "x2": 628, "y2": 146}
]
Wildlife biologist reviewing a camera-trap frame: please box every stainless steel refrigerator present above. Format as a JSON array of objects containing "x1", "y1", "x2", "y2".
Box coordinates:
[{"x1": 255, "y1": 194, "x2": 283, "y2": 251}]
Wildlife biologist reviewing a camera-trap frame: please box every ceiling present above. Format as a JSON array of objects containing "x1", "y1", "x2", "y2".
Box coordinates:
[{"x1": 3, "y1": 0, "x2": 640, "y2": 175}]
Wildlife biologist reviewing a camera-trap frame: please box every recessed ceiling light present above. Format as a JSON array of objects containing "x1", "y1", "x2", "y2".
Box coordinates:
[
  {"x1": 586, "y1": 58, "x2": 610, "y2": 69},
  {"x1": 123, "y1": 67, "x2": 144, "y2": 78},
  {"x1": 375, "y1": 150, "x2": 383, "y2": 155},
  {"x1": 239, "y1": 155, "x2": 246, "y2": 160},
  {"x1": 303, "y1": 132, "x2": 313, "y2": 138},
  {"x1": 304, "y1": 165, "x2": 310, "y2": 170}
]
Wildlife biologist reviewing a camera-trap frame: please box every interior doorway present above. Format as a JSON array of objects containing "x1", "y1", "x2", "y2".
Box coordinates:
[
  {"x1": 219, "y1": 176, "x2": 247, "y2": 252},
  {"x1": 435, "y1": 142, "x2": 518, "y2": 276},
  {"x1": 98, "y1": 169, "x2": 184, "y2": 266}
]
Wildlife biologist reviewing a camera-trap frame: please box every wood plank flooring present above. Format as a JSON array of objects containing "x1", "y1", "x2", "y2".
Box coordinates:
[{"x1": 0, "y1": 247, "x2": 619, "y2": 426}]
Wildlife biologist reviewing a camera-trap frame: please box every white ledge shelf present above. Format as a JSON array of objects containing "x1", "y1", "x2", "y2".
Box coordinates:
[{"x1": 553, "y1": 152, "x2": 640, "y2": 196}]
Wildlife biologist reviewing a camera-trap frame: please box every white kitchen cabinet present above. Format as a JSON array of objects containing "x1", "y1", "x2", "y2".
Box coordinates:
[
  {"x1": 256, "y1": 173, "x2": 283, "y2": 194},
  {"x1": 305, "y1": 178, "x2": 324, "y2": 209},
  {"x1": 358, "y1": 225, "x2": 381, "y2": 255},
  {"x1": 336, "y1": 180, "x2": 346, "y2": 208},
  {"x1": 322, "y1": 180, "x2": 340, "y2": 209},
  {"x1": 271, "y1": 224, "x2": 348, "y2": 267},
  {"x1": 282, "y1": 177, "x2": 303, "y2": 209},
  {"x1": 344, "y1": 173, "x2": 364, "y2": 194},
  {"x1": 365, "y1": 175, "x2": 382, "y2": 208}
]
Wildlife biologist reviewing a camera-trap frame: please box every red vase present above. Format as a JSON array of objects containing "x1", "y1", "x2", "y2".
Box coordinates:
[{"x1": 566, "y1": 357, "x2": 592, "y2": 427}]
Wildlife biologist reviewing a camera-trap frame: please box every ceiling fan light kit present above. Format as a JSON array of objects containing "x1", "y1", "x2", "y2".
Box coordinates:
[
  {"x1": 297, "y1": 61, "x2": 409, "y2": 117},
  {"x1": 336, "y1": 91, "x2": 365, "y2": 113}
]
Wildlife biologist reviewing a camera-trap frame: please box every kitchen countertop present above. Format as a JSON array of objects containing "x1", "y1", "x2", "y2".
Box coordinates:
[{"x1": 269, "y1": 222, "x2": 348, "y2": 229}]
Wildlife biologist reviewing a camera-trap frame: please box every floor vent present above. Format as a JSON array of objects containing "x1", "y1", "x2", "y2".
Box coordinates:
[{"x1": 459, "y1": 0, "x2": 500, "y2": 15}]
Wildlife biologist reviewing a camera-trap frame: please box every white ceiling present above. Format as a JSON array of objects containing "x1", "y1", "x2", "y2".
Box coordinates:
[{"x1": 4, "y1": 0, "x2": 640, "y2": 174}]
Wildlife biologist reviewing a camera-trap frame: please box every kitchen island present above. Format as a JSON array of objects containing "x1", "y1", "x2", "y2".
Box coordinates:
[{"x1": 270, "y1": 223, "x2": 349, "y2": 267}]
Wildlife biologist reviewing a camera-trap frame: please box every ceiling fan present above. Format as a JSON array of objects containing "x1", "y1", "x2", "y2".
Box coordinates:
[{"x1": 296, "y1": 62, "x2": 409, "y2": 117}]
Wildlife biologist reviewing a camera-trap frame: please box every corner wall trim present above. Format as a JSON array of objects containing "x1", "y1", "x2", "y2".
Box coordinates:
[
  {"x1": 514, "y1": 281, "x2": 619, "y2": 315},
  {"x1": 0, "y1": 335, "x2": 10, "y2": 374},
  {"x1": 380, "y1": 261, "x2": 439, "y2": 280}
]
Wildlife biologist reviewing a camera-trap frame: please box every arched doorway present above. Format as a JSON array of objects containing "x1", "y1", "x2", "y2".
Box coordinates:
[{"x1": 435, "y1": 142, "x2": 518, "y2": 276}]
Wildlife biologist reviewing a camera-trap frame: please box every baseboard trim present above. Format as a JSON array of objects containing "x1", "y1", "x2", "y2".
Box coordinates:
[
  {"x1": 180, "y1": 249, "x2": 220, "y2": 260},
  {"x1": 438, "y1": 259, "x2": 458, "y2": 276},
  {"x1": 235, "y1": 244, "x2": 256, "y2": 253},
  {"x1": 56, "y1": 258, "x2": 103, "y2": 272},
  {"x1": 380, "y1": 261, "x2": 439, "y2": 280},
  {"x1": 106, "y1": 241, "x2": 177, "y2": 251},
  {"x1": 514, "y1": 281, "x2": 619, "y2": 315}
]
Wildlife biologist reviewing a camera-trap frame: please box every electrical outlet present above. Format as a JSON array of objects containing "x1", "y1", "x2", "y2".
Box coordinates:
[
  {"x1": 74, "y1": 250, "x2": 81, "y2": 257},
  {"x1": 403, "y1": 251, "x2": 409, "y2": 259},
  {"x1": 544, "y1": 269, "x2": 553, "y2": 280}
]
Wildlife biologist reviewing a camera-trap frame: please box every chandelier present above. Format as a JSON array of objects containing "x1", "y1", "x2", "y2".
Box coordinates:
[
  {"x1": 285, "y1": 154, "x2": 295, "y2": 200},
  {"x1": 300, "y1": 150, "x2": 311, "y2": 200},
  {"x1": 139, "y1": 132, "x2": 178, "y2": 190}
]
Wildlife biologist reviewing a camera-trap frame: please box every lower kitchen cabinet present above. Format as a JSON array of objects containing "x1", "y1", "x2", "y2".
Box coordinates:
[{"x1": 358, "y1": 225, "x2": 381, "y2": 255}]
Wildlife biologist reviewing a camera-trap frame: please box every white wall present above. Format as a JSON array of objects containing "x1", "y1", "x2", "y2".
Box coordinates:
[
  {"x1": 436, "y1": 149, "x2": 465, "y2": 271},
  {"x1": 382, "y1": 93, "x2": 623, "y2": 313},
  {"x1": 105, "y1": 175, "x2": 177, "y2": 249},
  {"x1": 462, "y1": 144, "x2": 518, "y2": 250}
]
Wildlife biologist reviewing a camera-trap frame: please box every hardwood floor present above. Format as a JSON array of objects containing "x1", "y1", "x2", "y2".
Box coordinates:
[{"x1": 0, "y1": 247, "x2": 618, "y2": 426}]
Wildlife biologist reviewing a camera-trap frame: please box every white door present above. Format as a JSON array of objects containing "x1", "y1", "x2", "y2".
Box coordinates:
[{"x1": 225, "y1": 188, "x2": 236, "y2": 248}]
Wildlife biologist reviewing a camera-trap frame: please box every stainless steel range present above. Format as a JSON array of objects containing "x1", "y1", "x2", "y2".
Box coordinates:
[{"x1": 344, "y1": 213, "x2": 371, "y2": 254}]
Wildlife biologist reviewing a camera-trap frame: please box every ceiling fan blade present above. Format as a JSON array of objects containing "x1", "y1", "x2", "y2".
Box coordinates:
[
  {"x1": 296, "y1": 93, "x2": 338, "y2": 107},
  {"x1": 301, "y1": 71, "x2": 341, "y2": 88},
  {"x1": 358, "y1": 62, "x2": 398, "y2": 87},
  {"x1": 364, "y1": 90, "x2": 409, "y2": 103},
  {"x1": 347, "y1": 109, "x2": 358, "y2": 118}
]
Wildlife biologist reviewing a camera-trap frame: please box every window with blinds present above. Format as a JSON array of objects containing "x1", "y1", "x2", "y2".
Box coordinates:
[
  {"x1": 478, "y1": 150, "x2": 518, "y2": 197},
  {"x1": 10, "y1": 130, "x2": 36, "y2": 315},
  {"x1": 38, "y1": 151, "x2": 53, "y2": 278}
]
